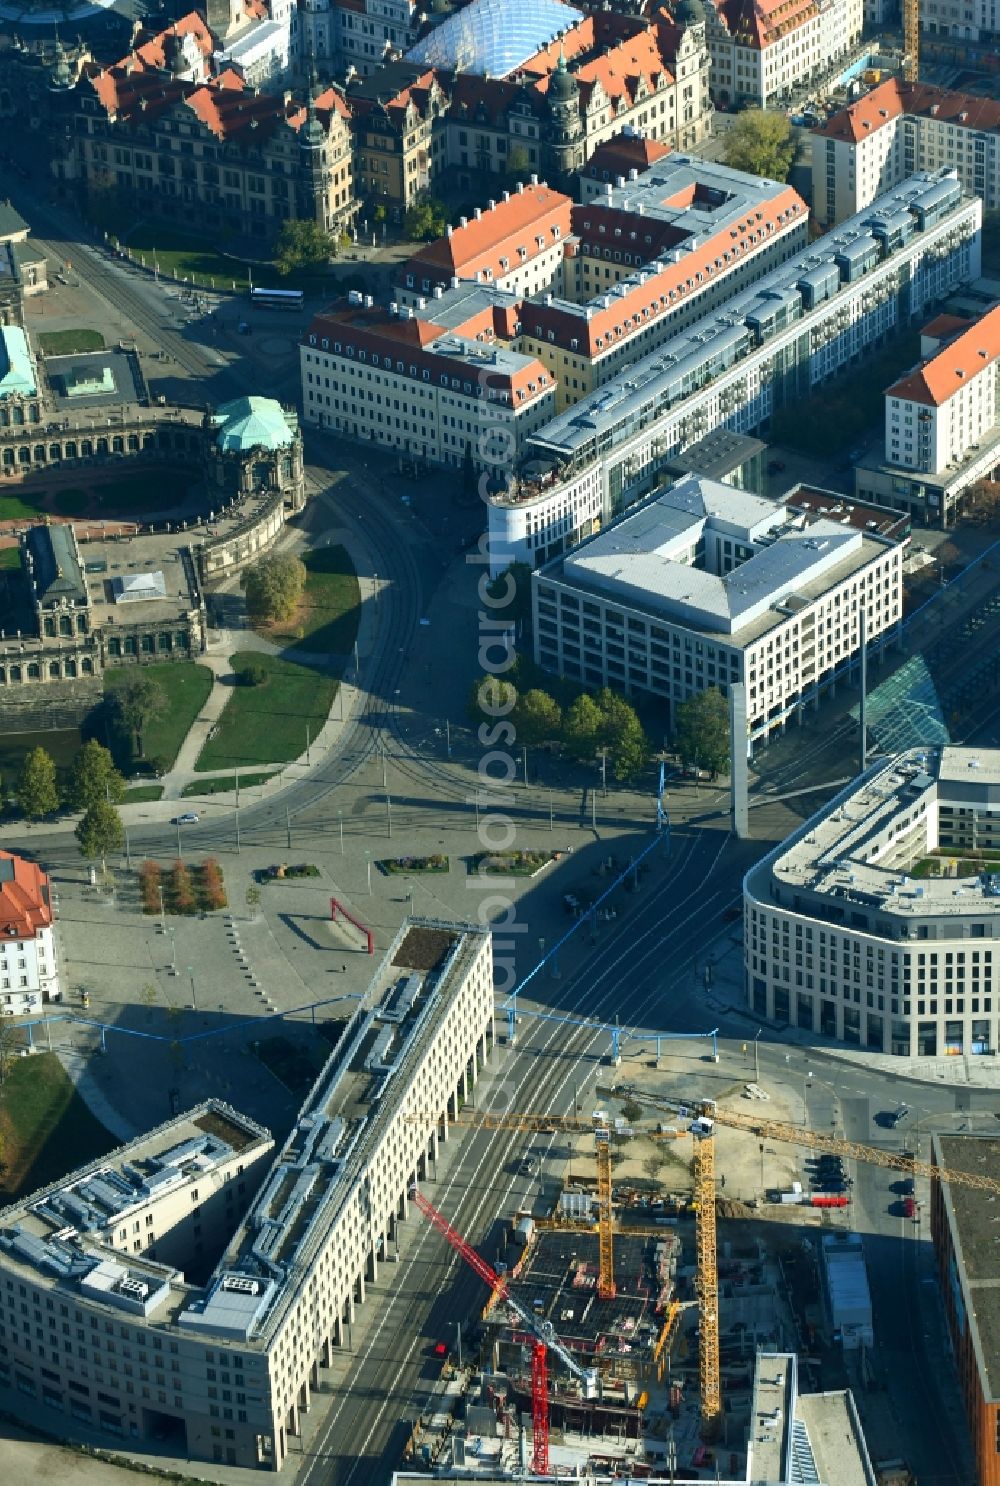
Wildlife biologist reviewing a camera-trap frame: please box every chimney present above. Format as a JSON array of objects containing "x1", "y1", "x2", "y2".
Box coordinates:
[
  {"x1": 488, "y1": 198, "x2": 496, "y2": 210},
  {"x1": 529, "y1": 172, "x2": 538, "y2": 185},
  {"x1": 502, "y1": 189, "x2": 510, "y2": 202},
  {"x1": 460, "y1": 215, "x2": 468, "y2": 227},
  {"x1": 474, "y1": 206, "x2": 482, "y2": 219},
  {"x1": 628, "y1": 168, "x2": 638, "y2": 181},
  {"x1": 446, "y1": 224, "x2": 453, "y2": 237},
  {"x1": 450, "y1": 275, "x2": 460, "y2": 289},
  {"x1": 517, "y1": 181, "x2": 524, "y2": 193}
]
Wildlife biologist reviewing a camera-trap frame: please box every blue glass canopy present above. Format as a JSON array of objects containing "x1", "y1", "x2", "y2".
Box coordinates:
[{"x1": 406, "y1": 0, "x2": 584, "y2": 77}]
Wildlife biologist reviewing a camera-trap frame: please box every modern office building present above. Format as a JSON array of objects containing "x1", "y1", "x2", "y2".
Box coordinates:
[
  {"x1": 744, "y1": 746, "x2": 1000, "y2": 1057},
  {"x1": 0, "y1": 849, "x2": 61, "y2": 1015},
  {"x1": 532, "y1": 472, "x2": 904, "y2": 741},
  {"x1": 486, "y1": 168, "x2": 980, "y2": 575},
  {"x1": 0, "y1": 919, "x2": 494, "y2": 1471},
  {"x1": 812, "y1": 79, "x2": 1000, "y2": 228},
  {"x1": 931, "y1": 1132, "x2": 1000, "y2": 1486}
]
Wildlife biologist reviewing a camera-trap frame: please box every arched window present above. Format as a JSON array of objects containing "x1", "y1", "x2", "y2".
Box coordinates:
[
  {"x1": 26, "y1": 662, "x2": 39, "y2": 679},
  {"x1": 48, "y1": 661, "x2": 60, "y2": 679}
]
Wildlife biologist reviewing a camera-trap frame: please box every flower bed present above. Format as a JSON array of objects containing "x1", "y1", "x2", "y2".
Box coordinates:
[
  {"x1": 470, "y1": 850, "x2": 562, "y2": 877},
  {"x1": 380, "y1": 854, "x2": 449, "y2": 875},
  {"x1": 259, "y1": 863, "x2": 322, "y2": 882},
  {"x1": 139, "y1": 858, "x2": 228, "y2": 913}
]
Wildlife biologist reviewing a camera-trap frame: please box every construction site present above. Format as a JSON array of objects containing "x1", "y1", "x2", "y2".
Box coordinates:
[{"x1": 400, "y1": 1024, "x2": 998, "y2": 1483}]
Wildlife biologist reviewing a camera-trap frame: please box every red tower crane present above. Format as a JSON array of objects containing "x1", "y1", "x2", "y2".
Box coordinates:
[{"x1": 410, "y1": 1185, "x2": 597, "y2": 1475}]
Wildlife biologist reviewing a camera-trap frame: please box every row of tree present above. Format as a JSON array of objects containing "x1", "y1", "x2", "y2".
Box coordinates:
[
  {"x1": 468, "y1": 675, "x2": 650, "y2": 782},
  {"x1": 16, "y1": 740, "x2": 125, "y2": 870}
]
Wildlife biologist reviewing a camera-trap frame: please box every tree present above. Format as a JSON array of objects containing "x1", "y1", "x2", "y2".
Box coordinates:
[
  {"x1": 506, "y1": 145, "x2": 532, "y2": 182},
  {"x1": 274, "y1": 218, "x2": 334, "y2": 276},
  {"x1": 722, "y1": 109, "x2": 796, "y2": 182},
  {"x1": 110, "y1": 673, "x2": 166, "y2": 759},
  {"x1": 675, "y1": 686, "x2": 731, "y2": 776},
  {"x1": 69, "y1": 740, "x2": 124, "y2": 814},
  {"x1": 75, "y1": 799, "x2": 125, "y2": 873},
  {"x1": 241, "y1": 553, "x2": 307, "y2": 624},
  {"x1": 514, "y1": 689, "x2": 562, "y2": 746},
  {"x1": 403, "y1": 194, "x2": 448, "y2": 243},
  {"x1": 562, "y1": 693, "x2": 604, "y2": 762},
  {"x1": 17, "y1": 746, "x2": 59, "y2": 818},
  {"x1": 596, "y1": 689, "x2": 649, "y2": 783},
  {"x1": 246, "y1": 884, "x2": 261, "y2": 921},
  {"x1": 0, "y1": 1018, "x2": 18, "y2": 1086},
  {"x1": 234, "y1": 661, "x2": 268, "y2": 688},
  {"x1": 642, "y1": 1151, "x2": 667, "y2": 1185},
  {"x1": 467, "y1": 674, "x2": 517, "y2": 725},
  {"x1": 621, "y1": 1096, "x2": 642, "y2": 1124}
]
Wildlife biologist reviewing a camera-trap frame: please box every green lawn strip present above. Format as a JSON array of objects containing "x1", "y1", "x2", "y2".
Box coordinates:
[
  {"x1": 106, "y1": 661, "x2": 214, "y2": 771},
  {"x1": 0, "y1": 548, "x2": 20, "y2": 570},
  {"x1": 0, "y1": 489, "x2": 50, "y2": 522},
  {"x1": 0, "y1": 1054, "x2": 117, "y2": 1201},
  {"x1": 195, "y1": 652, "x2": 336, "y2": 771},
  {"x1": 0, "y1": 728, "x2": 82, "y2": 801},
  {"x1": 120, "y1": 222, "x2": 254, "y2": 289},
  {"x1": 181, "y1": 771, "x2": 277, "y2": 797},
  {"x1": 37, "y1": 329, "x2": 105, "y2": 355},
  {"x1": 124, "y1": 784, "x2": 164, "y2": 803},
  {"x1": 264, "y1": 545, "x2": 361, "y2": 655}
]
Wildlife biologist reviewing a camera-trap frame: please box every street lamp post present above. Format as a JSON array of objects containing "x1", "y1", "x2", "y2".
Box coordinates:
[
  {"x1": 365, "y1": 850, "x2": 372, "y2": 895},
  {"x1": 187, "y1": 966, "x2": 197, "y2": 1011},
  {"x1": 338, "y1": 809, "x2": 344, "y2": 855},
  {"x1": 386, "y1": 792, "x2": 392, "y2": 838},
  {"x1": 158, "y1": 884, "x2": 166, "y2": 935},
  {"x1": 754, "y1": 1028, "x2": 762, "y2": 1084}
]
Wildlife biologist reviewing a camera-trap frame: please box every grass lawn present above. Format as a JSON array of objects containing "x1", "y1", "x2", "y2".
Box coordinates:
[
  {"x1": 124, "y1": 784, "x2": 164, "y2": 803},
  {"x1": 0, "y1": 728, "x2": 82, "y2": 800},
  {"x1": 260, "y1": 545, "x2": 361, "y2": 655},
  {"x1": 0, "y1": 1054, "x2": 116, "y2": 1201},
  {"x1": 195, "y1": 652, "x2": 337, "y2": 771},
  {"x1": 0, "y1": 547, "x2": 20, "y2": 570},
  {"x1": 106, "y1": 662, "x2": 214, "y2": 771},
  {"x1": 37, "y1": 328, "x2": 105, "y2": 356},
  {"x1": 121, "y1": 222, "x2": 254, "y2": 289},
  {"x1": 182, "y1": 771, "x2": 277, "y2": 797}
]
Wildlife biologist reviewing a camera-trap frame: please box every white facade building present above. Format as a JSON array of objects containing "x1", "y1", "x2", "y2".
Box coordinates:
[
  {"x1": 485, "y1": 169, "x2": 981, "y2": 575},
  {"x1": 812, "y1": 79, "x2": 1000, "y2": 228},
  {"x1": 0, "y1": 920, "x2": 494, "y2": 1471},
  {"x1": 532, "y1": 473, "x2": 904, "y2": 741},
  {"x1": 885, "y1": 304, "x2": 1000, "y2": 474},
  {"x1": 301, "y1": 289, "x2": 557, "y2": 468},
  {"x1": 705, "y1": 0, "x2": 861, "y2": 110},
  {"x1": 744, "y1": 747, "x2": 1000, "y2": 1057},
  {"x1": 0, "y1": 849, "x2": 60, "y2": 1015}
]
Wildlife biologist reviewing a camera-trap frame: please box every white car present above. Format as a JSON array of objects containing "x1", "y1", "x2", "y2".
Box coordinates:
[{"x1": 173, "y1": 812, "x2": 200, "y2": 825}]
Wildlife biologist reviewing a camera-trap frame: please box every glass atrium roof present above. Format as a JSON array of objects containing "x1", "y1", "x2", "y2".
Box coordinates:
[{"x1": 406, "y1": 0, "x2": 584, "y2": 77}]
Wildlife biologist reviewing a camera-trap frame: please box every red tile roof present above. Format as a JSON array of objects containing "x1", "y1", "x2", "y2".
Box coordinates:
[
  {"x1": 401, "y1": 185, "x2": 573, "y2": 286},
  {"x1": 0, "y1": 851, "x2": 52, "y2": 943},
  {"x1": 527, "y1": 182, "x2": 806, "y2": 357},
  {"x1": 85, "y1": 66, "x2": 349, "y2": 138},
  {"x1": 920, "y1": 313, "x2": 972, "y2": 343},
  {"x1": 129, "y1": 11, "x2": 214, "y2": 72},
  {"x1": 583, "y1": 133, "x2": 672, "y2": 181},
  {"x1": 712, "y1": 0, "x2": 819, "y2": 51},
  {"x1": 815, "y1": 77, "x2": 1000, "y2": 146},
  {"x1": 887, "y1": 304, "x2": 1000, "y2": 407},
  {"x1": 306, "y1": 303, "x2": 553, "y2": 403}
]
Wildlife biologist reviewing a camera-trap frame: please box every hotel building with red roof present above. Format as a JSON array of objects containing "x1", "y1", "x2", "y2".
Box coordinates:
[
  {"x1": 812, "y1": 77, "x2": 1000, "y2": 227},
  {"x1": 0, "y1": 850, "x2": 60, "y2": 1016}
]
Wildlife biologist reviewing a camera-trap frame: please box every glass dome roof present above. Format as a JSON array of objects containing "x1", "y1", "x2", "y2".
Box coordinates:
[{"x1": 406, "y1": 0, "x2": 584, "y2": 78}]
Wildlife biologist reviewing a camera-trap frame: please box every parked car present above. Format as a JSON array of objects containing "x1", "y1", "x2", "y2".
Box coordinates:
[{"x1": 172, "y1": 812, "x2": 200, "y2": 825}]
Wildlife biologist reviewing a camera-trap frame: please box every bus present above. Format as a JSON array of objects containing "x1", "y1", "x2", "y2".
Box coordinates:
[{"x1": 249, "y1": 286, "x2": 304, "y2": 311}]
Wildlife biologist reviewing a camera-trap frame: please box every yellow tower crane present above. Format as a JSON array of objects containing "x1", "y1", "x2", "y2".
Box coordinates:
[
  {"x1": 903, "y1": 0, "x2": 919, "y2": 82},
  {"x1": 595, "y1": 1127, "x2": 616, "y2": 1300},
  {"x1": 411, "y1": 1099, "x2": 1000, "y2": 1435}
]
